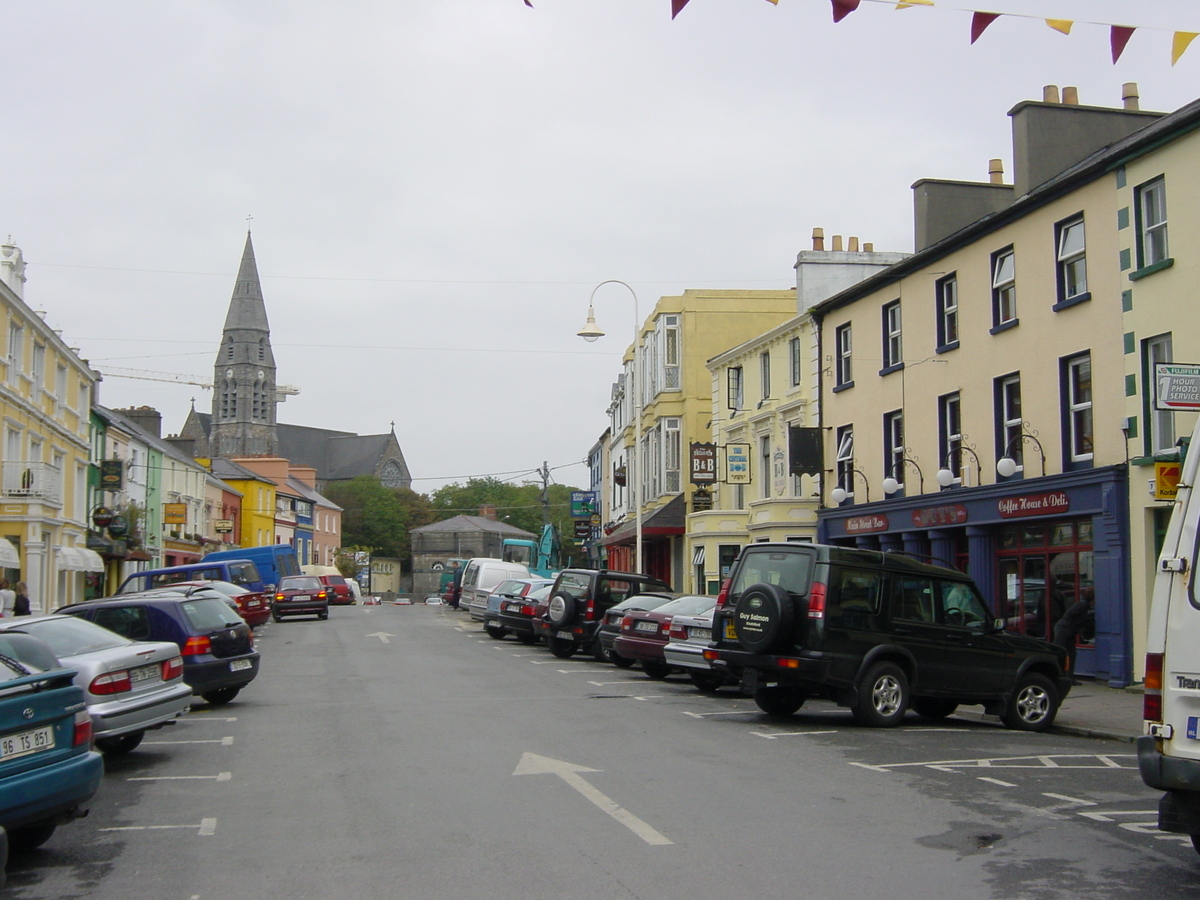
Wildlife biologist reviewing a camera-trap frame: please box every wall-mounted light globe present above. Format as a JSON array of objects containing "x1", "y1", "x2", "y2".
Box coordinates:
[
  {"x1": 830, "y1": 486, "x2": 848, "y2": 504},
  {"x1": 882, "y1": 476, "x2": 901, "y2": 495},
  {"x1": 936, "y1": 468, "x2": 956, "y2": 487},
  {"x1": 997, "y1": 457, "x2": 1019, "y2": 478}
]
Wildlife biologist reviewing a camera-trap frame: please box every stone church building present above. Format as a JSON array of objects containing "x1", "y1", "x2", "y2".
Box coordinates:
[{"x1": 180, "y1": 232, "x2": 412, "y2": 490}]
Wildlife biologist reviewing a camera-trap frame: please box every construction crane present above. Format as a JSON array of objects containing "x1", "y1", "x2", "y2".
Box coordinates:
[{"x1": 98, "y1": 367, "x2": 301, "y2": 400}]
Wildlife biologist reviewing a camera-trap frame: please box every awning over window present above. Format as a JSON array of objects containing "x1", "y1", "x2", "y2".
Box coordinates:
[
  {"x1": 77, "y1": 548, "x2": 105, "y2": 573},
  {"x1": 598, "y1": 495, "x2": 687, "y2": 548},
  {"x1": 691, "y1": 546, "x2": 705, "y2": 566},
  {"x1": 56, "y1": 547, "x2": 106, "y2": 573},
  {"x1": 0, "y1": 540, "x2": 19, "y2": 569}
]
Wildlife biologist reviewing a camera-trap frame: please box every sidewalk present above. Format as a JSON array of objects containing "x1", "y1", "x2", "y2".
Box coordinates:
[{"x1": 958, "y1": 679, "x2": 1145, "y2": 742}]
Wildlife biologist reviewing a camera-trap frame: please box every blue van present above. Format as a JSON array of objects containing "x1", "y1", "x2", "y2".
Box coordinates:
[
  {"x1": 204, "y1": 545, "x2": 300, "y2": 592},
  {"x1": 118, "y1": 559, "x2": 265, "y2": 594}
]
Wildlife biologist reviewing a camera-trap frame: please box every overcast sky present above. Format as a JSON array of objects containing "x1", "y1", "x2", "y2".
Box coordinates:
[{"x1": 4, "y1": 0, "x2": 1197, "y2": 495}]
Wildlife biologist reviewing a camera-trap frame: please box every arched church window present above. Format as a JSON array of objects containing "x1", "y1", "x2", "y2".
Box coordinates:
[{"x1": 380, "y1": 460, "x2": 403, "y2": 488}]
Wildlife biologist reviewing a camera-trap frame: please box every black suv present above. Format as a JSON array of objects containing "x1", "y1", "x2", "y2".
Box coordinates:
[
  {"x1": 543, "y1": 568, "x2": 672, "y2": 660},
  {"x1": 706, "y1": 543, "x2": 1071, "y2": 731}
]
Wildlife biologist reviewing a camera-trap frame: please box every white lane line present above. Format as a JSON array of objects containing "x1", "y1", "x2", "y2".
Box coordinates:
[
  {"x1": 1079, "y1": 810, "x2": 1159, "y2": 822},
  {"x1": 633, "y1": 696, "x2": 664, "y2": 701},
  {"x1": 1043, "y1": 792, "x2": 1096, "y2": 807},
  {"x1": 751, "y1": 730, "x2": 837, "y2": 739},
  {"x1": 180, "y1": 716, "x2": 238, "y2": 723},
  {"x1": 589, "y1": 680, "x2": 641, "y2": 687},
  {"x1": 978, "y1": 777, "x2": 1018, "y2": 787},
  {"x1": 100, "y1": 818, "x2": 217, "y2": 836},
  {"x1": 143, "y1": 737, "x2": 234, "y2": 746},
  {"x1": 128, "y1": 773, "x2": 232, "y2": 782},
  {"x1": 682, "y1": 710, "x2": 757, "y2": 718}
]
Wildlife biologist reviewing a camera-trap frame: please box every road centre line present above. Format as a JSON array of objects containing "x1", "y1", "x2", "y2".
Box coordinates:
[
  {"x1": 100, "y1": 818, "x2": 217, "y2": 836},
  {"x1": 143, "y1": 737, "x2": 234, "y2": 746},
  {"x1": 128, "y1": 773, "x2": 232, "y2": 782},
  {"x1": 978, "y1": 777, "x2": 1018, "y2": 787}
]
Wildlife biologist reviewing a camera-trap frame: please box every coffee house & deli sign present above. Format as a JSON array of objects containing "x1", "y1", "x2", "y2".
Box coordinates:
[{"x1": 997, "y1": 491, "x2": 1070, "y2": 519}]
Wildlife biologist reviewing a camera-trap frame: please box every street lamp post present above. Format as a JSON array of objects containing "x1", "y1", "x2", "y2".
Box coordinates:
[{"x1": 579, "y1": 280, "x2": 643, "y2": 574}]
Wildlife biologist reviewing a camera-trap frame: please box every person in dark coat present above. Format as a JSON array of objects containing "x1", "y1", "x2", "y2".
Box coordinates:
[
  {"x1": 1053, "y1": 587, "x2": 1094, "y2": 682},
  {"x1": 12, "y1": 581, "x2": 30, "y2": 616}
]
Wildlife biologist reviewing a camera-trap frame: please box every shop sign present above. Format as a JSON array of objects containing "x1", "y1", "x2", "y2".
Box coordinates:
[
  {"x1": 692, "y1": 488, "x2": 713, "y2": 511},
  {"x1": 690, "y1": 442, "x2": 717, "y2": 484},
  {"x1": 570, "y1": 492, "x2": 598, "y2": 518},
  {"x1": 100, "y1": 459, "x2": 124, "y2": 491},
  {"x1": 726, "y1": 444, "x2": 751, "y2": 485},
  {"x1": 214, "y1": 519, "x2": 234, "y2": 534},
  {"x1": 845, "y1": 514, "x2": 889, "y2": 534},
  {"x1": 574, "y1": 520, "x2": 592, "y2": 539},
  {"x1": 911, "y1": 504, "x2": 968, "y2": 528},
  {"x1": 1155, "y1": 363, "x2": 1200, "y2": 410},
  {"x1": 997, "y1": 491, "x2": 1070, "y2": 519},
  {"x1": 163, "y1": 503, "x2": 188, "y2": 525},
  {"x1": 1156, "y1": 461, "x2": 1182, "y2": 500}
]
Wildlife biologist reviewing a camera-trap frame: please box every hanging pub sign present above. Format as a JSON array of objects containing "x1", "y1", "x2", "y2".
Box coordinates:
[
  {"x1": 99, "y1": 459, "x2": 124, "y2": 491},
  {"x1": 163, "y1": 503, "x2": 188, "y2": 525},
  {"x1": 690, "y1": 442, "x2": 717, "y2": 485},
  {"x1": 574, "y1": 520, "x2": 592, "y2": 539},
  {"x1": 692, "y1": 488, "x2": 713, "y2": 511},
  {"x1": 570, "y1": 491, "x2": 598, "y2": 518},
  {"x1": 725, "y1": 443, "x2": 751, "y2": 485},
  {"x1": 106, "y1": 515, "x2": 128, "y2": 537},
  {"x1": 91, "y1": 506, "x2": 115, "y2": 528},
  {"x1": 214, "y1": 519, "x2": 235, "y2": 534},
  {"x1": 613, "y1": 464, "x2": 627, "y2": 487}
]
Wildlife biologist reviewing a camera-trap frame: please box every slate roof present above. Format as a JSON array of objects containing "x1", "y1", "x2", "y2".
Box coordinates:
[{"x1": 411, "y1": 515, "x2": 537, "y2": 538}]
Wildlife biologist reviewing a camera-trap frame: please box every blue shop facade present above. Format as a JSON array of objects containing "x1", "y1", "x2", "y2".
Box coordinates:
[{"x1": 817, "y1": 465, "x2": 1131, "y2": 686}]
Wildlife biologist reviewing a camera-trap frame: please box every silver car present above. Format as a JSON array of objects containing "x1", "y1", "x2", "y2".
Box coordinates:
[
  {"x1": 662, "y1": 609, "x2": 731, "y2": 692},
  {"x1": 0, "y1": 615, "x2": 192, "y2": 754}
]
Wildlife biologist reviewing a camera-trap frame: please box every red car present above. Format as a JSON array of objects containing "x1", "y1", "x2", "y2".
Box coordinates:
[
  {"x1": 152, "y1": 580, "x2": 272, "y2": 628},
  {"x1": 316, "y1": 574, "x2": 354, "y2": 606},
  {"x1": 613, "y1": 595, "x2": 715, "y2": 679}
]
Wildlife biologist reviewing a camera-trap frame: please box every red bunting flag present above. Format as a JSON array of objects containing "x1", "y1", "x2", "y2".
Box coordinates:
[
  {"x1": 1111, "y1": 26, "x2": 1136, "y2": 63},
  {"x1": 832, "y1": 0, "x2": 861, "y2": 23},
  {"x1": 971, "y1": 12, "x2": 1001, "y2": 43},
  {"x1": 672, "y1": 0, "x2": 690, "y2": 18}
]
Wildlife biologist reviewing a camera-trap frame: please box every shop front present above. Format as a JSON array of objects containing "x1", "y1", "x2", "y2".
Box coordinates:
[
  {"x1": 597, "y1": 495, "x2": 685, "y2": 587},
  {"x1": 817, "y1": 465, "x2": 1130, "y2": 686}
]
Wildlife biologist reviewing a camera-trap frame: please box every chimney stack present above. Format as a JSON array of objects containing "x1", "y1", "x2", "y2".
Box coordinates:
[{"x1": 480, "y1": 504, "x2": 497, "y2": 521}]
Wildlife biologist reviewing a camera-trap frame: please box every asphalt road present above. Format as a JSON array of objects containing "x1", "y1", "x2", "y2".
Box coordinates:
[{"x1": 8, "y1": 603, "x2": 1200, "y2": 900}]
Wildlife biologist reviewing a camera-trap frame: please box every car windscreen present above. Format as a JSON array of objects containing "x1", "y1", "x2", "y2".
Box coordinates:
[
  {"x1": 17, "y1": 617, "x2": 131, "y2": 656},
  {"x1": 228, "y1": 562, "x2": 261, "y2": 586},
  {"x1": 279, "y1": 577, "x2": 321, "y2": 591},
  {"x1": 730, "y1": 549, "x2": 814, "y2": 597},
  {"x1": 181, "y1": 598, "x2": 245, "y2": 631},
  {"x1": 609, "y1": 594, "x2": 676, "y2": 614},
  {"x1": 655, "y1": 596, "x2": 716, "y2": 617},
  {"x1": 0, "y1": 632, "x2": 60, "y2": 678}
]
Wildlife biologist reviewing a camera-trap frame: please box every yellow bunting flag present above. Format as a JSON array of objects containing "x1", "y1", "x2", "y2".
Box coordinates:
[
  {"x1": 1173, "y1": 31, "x2": 1199, "y2": 65},
  {"x1": 1045, "y1": 19, "x2": 1073, "y2": 35},
  {"x1": 896, "y1": 0, "x2": 934, "y2": 7}
]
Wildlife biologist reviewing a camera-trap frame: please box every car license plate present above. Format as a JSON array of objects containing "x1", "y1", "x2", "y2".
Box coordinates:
[
  {"x1": 724, "y1": 621, "x2": 736, "y2": 640},
  {"x1": 556, "y1": 631, "x2": 573, "y2": 640},
  {"x1": 692, "y1": 628, "x2": 712, "y2": 641},
  {"x1": 635, "y1": 621, "x2": 659, "y2": 633},
  {"x1": 129, "y1": 664, "x2": 159, "y2": 684},
  {"x1": 230, "y1": 659, "x2": 253, "y2": 672},
  {"x1": 247, "y1": 600, "x2": 261, "y2": 608},
  {"x1": 0, "y1": 725, "x2": 55, "y2": 761},
  {"x1": 293, "y1": 595, "x2": 310, "y2": 602}
]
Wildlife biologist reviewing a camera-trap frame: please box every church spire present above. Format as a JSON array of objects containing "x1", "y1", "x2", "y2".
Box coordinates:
[{"x1": 222, "y1": 231, "x2": 271, "y2": 334}]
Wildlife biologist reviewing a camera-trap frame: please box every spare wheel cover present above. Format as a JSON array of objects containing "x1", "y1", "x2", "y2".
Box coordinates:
[
  {"x1": 548, "y1": 592, "x2": 576, "y2": 626},
  {"x1": 733, "y1": 582, "x2": 794, "y2": 653}
]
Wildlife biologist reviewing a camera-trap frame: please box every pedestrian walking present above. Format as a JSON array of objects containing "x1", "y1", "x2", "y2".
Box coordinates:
[
  {"x1": 1053, "y1": 587, "x2": 1094, "y2": 683},
  {"x1": 13, "y1": 581, "x2": 30, "y2": 616},
  {"x1": 0, "y1": 578, "x2": 14, "y2": 617}
]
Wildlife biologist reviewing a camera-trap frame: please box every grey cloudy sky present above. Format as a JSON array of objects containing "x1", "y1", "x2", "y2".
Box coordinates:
[{"x1": 4, "y1": 0, "x2": 1197, "y2": 493}]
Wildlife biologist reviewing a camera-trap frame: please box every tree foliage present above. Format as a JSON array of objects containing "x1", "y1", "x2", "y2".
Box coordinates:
[{"x1": 324, "y1": 476, "x2": 435, "y2": 559}]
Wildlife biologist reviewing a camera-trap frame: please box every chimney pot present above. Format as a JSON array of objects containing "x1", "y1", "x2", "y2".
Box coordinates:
[
  {"x1": 988, "y1": 158, "x2": 1005, "y2": 184},
  {"x1": 863, "y1": 242, "x2": 873, "y2": 252},
  {"x1": 1122, "y1": 82, "x2": 1140, "y2": 110},
  {"x1": 811, "y1": 227, "x2": 825, "y2": 251},
  {"x1": 848, "y1": 236, "x2": 859, "y2": 252},
  {"x1": 1043, "y1": 85, "x2": 1061, "y2": 103},
  {"x1": 832, "y1": 234, "x2": 844, "y2": 252},
  {"x1": 1062, "y1": 86, "x2": 1079, "y2": 105}
]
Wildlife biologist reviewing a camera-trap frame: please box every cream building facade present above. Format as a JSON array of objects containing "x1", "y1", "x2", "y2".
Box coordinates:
[{"x1": 0, "y1": 239, "x2": 102, "y2": 611}]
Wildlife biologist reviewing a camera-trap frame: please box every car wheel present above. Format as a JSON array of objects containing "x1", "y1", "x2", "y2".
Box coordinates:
[
  {"x1": 610, "y1": 653, "x2": 637, "y2": 669},
  {"x1": 546, "y1": 636, "x2": 578, "y2": 659},
  {"x1": 1002, "y1": 672, "x2": 1059, "y2": 732},
  {"x1": 202, "y1": 687, "x2": 242, "y2": 706},
  {"x1": 515, "y1": 632, "x2": 539, "y2": 646},
  {"x1": 591, "y1": 636, "x2": 610, "y2": 662},
  {"x1": 318, "y1": 613, "x2": 328, "y2": 620},
  {"x1": 852, "y1": 661, "x2": 909, "y2": 727},
  {"x1": 641, "y1": 661, "x2": 672, "y2": 679},
  {"x1": 272, "y1": 613, "x2": 283, "y2": 623},
  {"x1": 689, "y1": 670, "x2": 725, "y2": 693},
  {"x1": 485, "y1": 624, "x2": 507, "y2": 640},
  {"x1": 546, "y1": 592, "x2": 577, "y2": 628},
  {"x1": 732, "y1": 583, "x2": 794, "y2": 653},
  {"x1": 910, "y1": 698, "x2": 959, "y2": 720},
  {"x1": 9, "y1": 820, "x2": 57, "y2": 852},
  {"x1": 95, "y1": 731, "x2": 145, "y2": 755},
  {"x1": 753, "y1": 686, "x2": 806, "y2": 716}
]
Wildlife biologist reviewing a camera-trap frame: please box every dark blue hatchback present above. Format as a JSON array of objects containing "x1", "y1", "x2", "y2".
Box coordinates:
[{"x1": 58, "y1": 591, "x2": 260, "y2": 706}]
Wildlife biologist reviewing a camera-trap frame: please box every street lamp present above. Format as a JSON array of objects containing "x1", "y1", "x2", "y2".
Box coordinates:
[
  {"x1": 579, "y1": 280, "x2": 643, "y2": 574},
  {"x1": 997, "y1": 423, "x2": 1048, "y2": 478},
  {"x1": 830, "y1": 466, "x2": 870, "y2": 505},
  {"x1": 936, "y1": 435, "x2": 983, "y2": 488},
  {"x1": 882, "y1": 455, "x2": 925, "y2": 496}
]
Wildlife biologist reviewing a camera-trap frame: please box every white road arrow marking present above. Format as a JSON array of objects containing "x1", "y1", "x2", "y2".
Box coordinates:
[
  {"x1": 513, "y1": 753, "x2": 673, "y2": 846},
  {"x1": 366, "y1": 632, "x2": 395, "y2": 643}
]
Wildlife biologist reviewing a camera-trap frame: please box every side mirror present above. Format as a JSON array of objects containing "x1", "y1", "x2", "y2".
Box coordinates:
[{"x1": 992, "y1": 617, "x2": 1005, "y2": 632}]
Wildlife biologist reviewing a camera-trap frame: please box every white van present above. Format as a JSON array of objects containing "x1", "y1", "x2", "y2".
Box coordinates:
[
  {"x1": 460, "y1": 558, "x2": 531, "y2": 621},
  {"x1": 1139, "y1": 416, "x2": 1200, "y2": 856}
]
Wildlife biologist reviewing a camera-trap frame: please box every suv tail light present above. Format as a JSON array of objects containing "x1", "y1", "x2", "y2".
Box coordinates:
[
  {"x1": 807, "y1": 581, "x2": 827, "y2": 620},
  {"x1": 585, "y1": 596, "x2": 595, "y2": 621},
  {"x1": 162, "y1": 656, "x2": 184, "y2": 681},
  {"x1": 90, "y1": 670, "x2": 132, "y2": 695},
  {"x1": 1144, "y1": 652, "x2": 1164, "y2": 723},
  {"x1": 182, "y1": 636, "x2": 212, "y2": 656},
  {"x1": 73, "y1": 709, "x2": 93, "y2": 747},
  {"x1": 715, "y1": 579, "x2": 732, "y2": 608}
]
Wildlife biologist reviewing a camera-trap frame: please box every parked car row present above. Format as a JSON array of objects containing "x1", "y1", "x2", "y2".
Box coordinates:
[{"x1": 460, "y1": 545, "x2": 1075, "y2": 732}]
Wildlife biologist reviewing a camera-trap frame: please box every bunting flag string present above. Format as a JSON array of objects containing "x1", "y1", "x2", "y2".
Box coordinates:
[{"x1": 665, "y1": 0, "x2": 1199, "y2": 65}]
